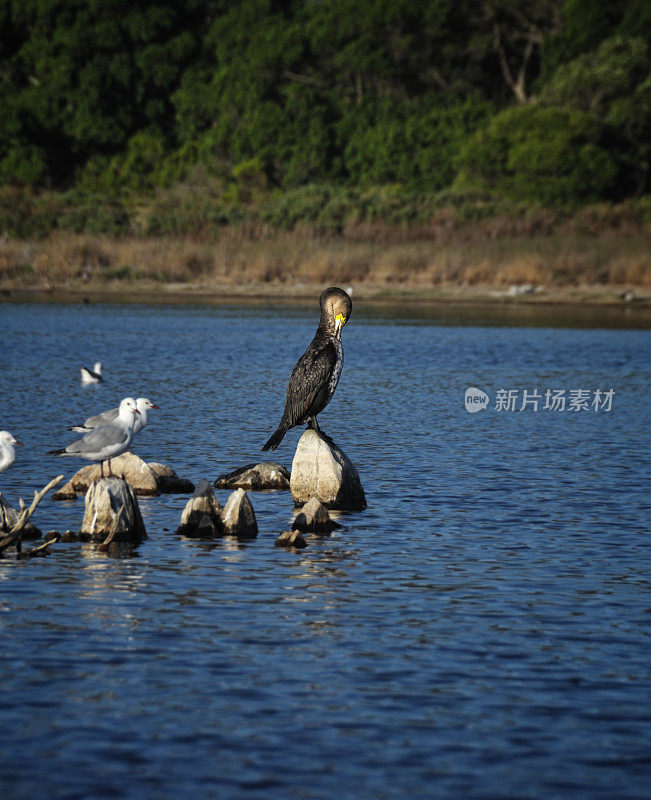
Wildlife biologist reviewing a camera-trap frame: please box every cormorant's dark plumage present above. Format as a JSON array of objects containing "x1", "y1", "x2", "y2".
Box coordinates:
[{"x1": 262, "y1": 287, "x2": 352, "y2": 451}]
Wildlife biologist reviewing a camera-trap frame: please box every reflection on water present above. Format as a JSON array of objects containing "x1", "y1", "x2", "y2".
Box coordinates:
[{"x1": 0, "y1": 301, "x2": 650, "y2": 800}]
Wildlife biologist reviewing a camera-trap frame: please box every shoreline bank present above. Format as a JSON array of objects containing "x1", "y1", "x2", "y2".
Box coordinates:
[{"x1": 2, "y1": 281, "x2": 650, "y2": 307}]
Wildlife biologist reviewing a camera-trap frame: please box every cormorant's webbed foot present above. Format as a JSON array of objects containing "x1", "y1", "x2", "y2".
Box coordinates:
[{"x1": 307, "y1": 418, "x2": 335, "y2": 448}]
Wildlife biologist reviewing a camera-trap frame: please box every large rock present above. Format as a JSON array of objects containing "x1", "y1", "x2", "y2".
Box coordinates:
[
  {"x1": 221, "y1": 489, "x2": 258, "y2": 539},
  {"x1": 148, "y1": 462, "x2": 195, "y2": 494},
  {"x1": 71, "y1": 452, "x2": 159, "y2": 496},
  {"x1": 176, "y1": 480, "x2": 224, "y2": 537},
  {"x1": 213, "y1": 462, "x2": 290, "y2": 491},
  {"x1": 0, "y1": 492, "x2": 42, "y2": 540},
  {"x1": 290, "y1": 430, "x2": 366, "y2": 511},
  {"x1": 80, "y1": 478, "x2": 147, "y2": 543}
]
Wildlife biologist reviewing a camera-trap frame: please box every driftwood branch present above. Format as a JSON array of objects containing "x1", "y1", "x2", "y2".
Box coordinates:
[
  {"x1": 0, "y1": 475, "x2": 64, "y2": 555},
  {"x1": 19, "y1": 535, "x2": 60, "y2": 559}
]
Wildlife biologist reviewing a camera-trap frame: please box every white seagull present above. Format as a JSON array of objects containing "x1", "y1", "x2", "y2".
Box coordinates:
[
  {"x1": 68, "y1": 397, "x2": 159, "y2": 435},
  {"x1": 81, "y1": 362, "x2": 103, "y2": 384},
  {"x1": 0, "y1": 431, "x2": 22, "y2": 474},
  {"x1": 49, "y1": 397, "x2": 140, "y2": 478}
]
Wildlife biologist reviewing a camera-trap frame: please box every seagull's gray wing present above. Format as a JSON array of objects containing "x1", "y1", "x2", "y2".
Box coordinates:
[
  {"x1": 84, "y1": 407, "x2": 119, "y2": 428},
  {"x1": 65, "y1": 422, "x2": 129, "y2": 455}
]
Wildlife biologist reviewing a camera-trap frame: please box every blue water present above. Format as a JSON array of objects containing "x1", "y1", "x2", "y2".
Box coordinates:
[{"x1": 1, "y1": 300, "x2": 650, "y2": 799}]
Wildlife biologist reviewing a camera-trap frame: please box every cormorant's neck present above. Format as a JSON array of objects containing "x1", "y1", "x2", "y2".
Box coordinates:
[{"x1": 318, "y1": 319, "x2": 337, "y2": 338}]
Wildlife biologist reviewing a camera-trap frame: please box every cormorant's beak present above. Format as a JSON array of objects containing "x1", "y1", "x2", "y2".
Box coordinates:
[{"x1": 334, "y1": 313, "x2": 346, "y2": 337}]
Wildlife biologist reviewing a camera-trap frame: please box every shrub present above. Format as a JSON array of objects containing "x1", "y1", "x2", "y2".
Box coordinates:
[
  {"x1": 0, "y1": 145, "x2": 49, "y2": 187},
  {"x1": 456, "y1": 105, "x2": 623, "y2": 205}
]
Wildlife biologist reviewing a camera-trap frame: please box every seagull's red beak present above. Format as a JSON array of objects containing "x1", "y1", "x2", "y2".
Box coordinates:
[
  {"x1": 14, "y1": 440, "x2": 23, "y2": 446},
  {"x1": 151, "y1": 404, "x2": 160, "y2": 410}
]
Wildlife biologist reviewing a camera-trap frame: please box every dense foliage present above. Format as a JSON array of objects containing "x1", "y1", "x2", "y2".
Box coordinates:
[{"x1": 0, "y1": 0, "x2": 649, "y2": 205}]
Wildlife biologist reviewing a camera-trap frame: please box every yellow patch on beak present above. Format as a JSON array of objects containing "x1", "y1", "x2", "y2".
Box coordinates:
[{"x1": 335, "y1": 313, "x2": 346, "y2": 326}]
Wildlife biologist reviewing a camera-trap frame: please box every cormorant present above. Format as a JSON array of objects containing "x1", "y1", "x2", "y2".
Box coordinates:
[{"x1": 262, "y1": 287, "x2": 352, "y2": 451}]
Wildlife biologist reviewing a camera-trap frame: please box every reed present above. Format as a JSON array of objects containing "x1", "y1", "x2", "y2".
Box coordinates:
[{"x1": 1, "y1": 227, "x2": 649, "y2": 291}]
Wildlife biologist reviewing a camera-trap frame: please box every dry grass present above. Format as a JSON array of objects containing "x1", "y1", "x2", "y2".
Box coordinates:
[{"x1": 1, "y1": 223, "x2": 650, "y2": 292}]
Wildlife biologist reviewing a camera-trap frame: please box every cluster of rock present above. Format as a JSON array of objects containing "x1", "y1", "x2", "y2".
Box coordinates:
[
  {"x1": 275, "y1": 496, "x2": 340, "y2": 549},
  {"x1": 52, "y1": 452, "x2": 194, "y2": 500},
  {"x1": 15, "y1": 429, "x2": 366, "y2": 555},
  {"x1": 177, "y1": 481, "x2": 257, "y2": 539}
]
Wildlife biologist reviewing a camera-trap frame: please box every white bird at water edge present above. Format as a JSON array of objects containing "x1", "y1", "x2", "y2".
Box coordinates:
[
  {"x1": 48, "y1": 397, "x2": 140, "y2": 478},
  {"x1": 0, "y1": 431, "x2": 22, "y2": 474},
  {"x1": 81, "y1": 362, "x2": 103, "y2": 384},
  {"x1": 68, "y1": 397, "x2": 159, "y2": 435}
]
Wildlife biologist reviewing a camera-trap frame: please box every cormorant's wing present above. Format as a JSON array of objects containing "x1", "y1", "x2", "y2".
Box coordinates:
[{"x1": 282, "y1": 339, "x2": 337, "y2": 427}]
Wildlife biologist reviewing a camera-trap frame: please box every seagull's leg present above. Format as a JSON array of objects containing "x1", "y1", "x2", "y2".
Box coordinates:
[
  {"x1": 107, "y1": 458, "x2": 114, "y2": 478},
  {"x1": 100, "y1": 461, "x2": 104, "y2": 478}
]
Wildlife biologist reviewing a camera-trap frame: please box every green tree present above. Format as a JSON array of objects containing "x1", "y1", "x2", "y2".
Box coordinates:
[
  {"x1": 541, "y1": 35, "x2": 651, "y2": 192},
  {"x1": 0, "y1": 0, "x2": 204, "y2": 184}
]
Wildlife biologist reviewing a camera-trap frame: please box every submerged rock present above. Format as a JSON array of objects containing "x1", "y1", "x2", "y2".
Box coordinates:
[
  {"x1": 176, "y1": 480, "x2": 224, "y2": 537},
  {"x1": 80, "y1": 478, "x2": 147, "y2": 543},
  {"x1": 221, "y1": 489, "x2": 258, "y2": 539},
  {"x1": 275, "y1": 530, "x2": 307, "y2": 549},
  {"x1": 213, "y1": 462, "x2": 290, "y2": 491},
  {"x1": 292, "y1": 496, "x2": 339, "y2": 534},
  {"x1": 52, "y1": 480, "x2": 77, "y2": 501},
  {"x1": 71, "y1": 452, "x2": 158, "y2": 496},
  {"x1": 290, "y1": 430, "x2": 366, "y2": 511},
  {"x1": 0, "y1": 492, "x2": 42, "y2": 539}
]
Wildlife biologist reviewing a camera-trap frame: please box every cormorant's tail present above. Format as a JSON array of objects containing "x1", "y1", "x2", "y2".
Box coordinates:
[{"x1": 262, "y1": 426, "x2": 287, "y2": 452}]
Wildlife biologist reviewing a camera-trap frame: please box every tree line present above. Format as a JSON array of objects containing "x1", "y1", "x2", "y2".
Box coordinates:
[{"x1": 0, "y1": 0, "x2": 649, "y2": 205}]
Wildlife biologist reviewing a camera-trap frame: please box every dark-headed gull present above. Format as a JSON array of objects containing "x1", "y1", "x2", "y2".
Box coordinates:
[
  {"x1": 48, "y1": 397, "x2": 140, "y2": 478},
  {"x1": 0, "y1": 431, "x2": 22, "y2": 474},
  {"x1": 81, "y1": 362, "x2": 103, "y2": 384},
  {"x1": 69, "y1": 397, "x2": 159, "y2": 435}
]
